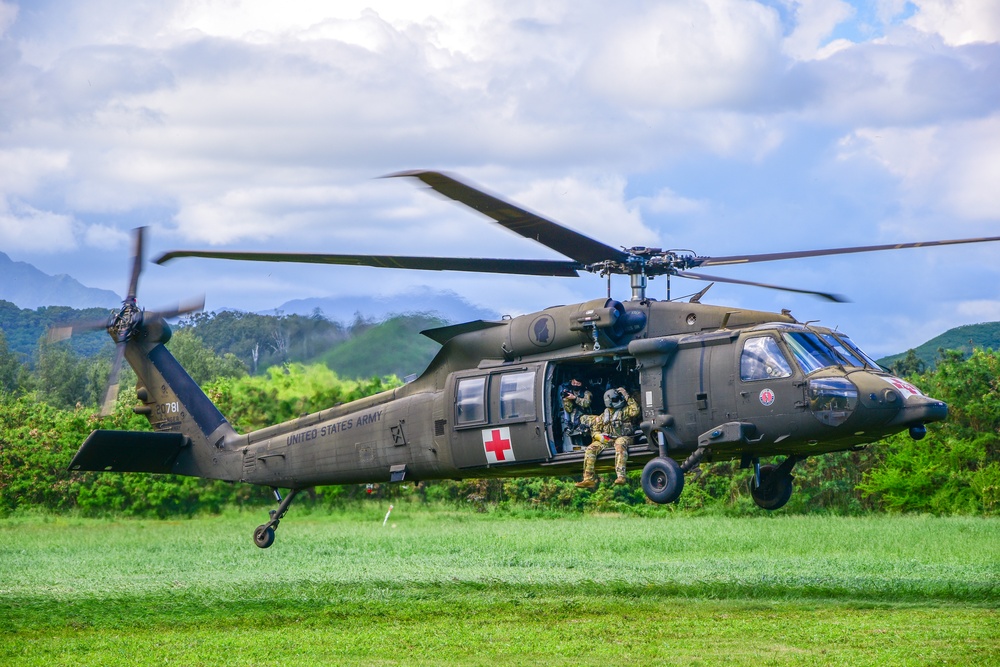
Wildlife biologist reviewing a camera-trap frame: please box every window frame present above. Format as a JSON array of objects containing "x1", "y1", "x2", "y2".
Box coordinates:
[{"x1": 740, "y1": 335, "x2": 794, "y2": 383}]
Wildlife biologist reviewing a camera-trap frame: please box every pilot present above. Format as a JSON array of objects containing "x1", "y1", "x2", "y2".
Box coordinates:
[
  {"x1": 560, "y1": 378, "x2": 592, "y2": 452},
  {"x1": 575, "y1": 387, "x2": 639, "y2": 488}
]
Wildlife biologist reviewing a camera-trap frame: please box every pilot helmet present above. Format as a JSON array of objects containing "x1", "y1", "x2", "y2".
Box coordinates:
[{"x1": 604, "y1": 388, "x2": 626, "y2": 409}]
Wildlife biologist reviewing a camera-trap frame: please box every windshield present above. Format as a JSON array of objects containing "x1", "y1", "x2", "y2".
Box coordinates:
[
  {"x1": 836, "y1": 335, "x2": 881, "y2": 368},
  {"x1": 782, "y1": 332, "x2": 839, "y2": 375},
  {"x1": 821, "y1": 334, "x2": 865, "y2": 367}
]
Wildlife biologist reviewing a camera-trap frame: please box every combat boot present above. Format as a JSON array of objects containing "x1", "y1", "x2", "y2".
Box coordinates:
[
  {"x1": 614, "y1": 476, "x2": 627, "y2": 485},
  {"x1": 575, "y1": 479, "x2": 596, "y2": 489}
]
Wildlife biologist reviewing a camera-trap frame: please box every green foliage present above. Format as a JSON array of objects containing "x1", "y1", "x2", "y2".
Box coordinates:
[
  {"x1": 174, "y1": 309, "x2": 445, "y2": 380},
  {"x1": 877, "y1": 321, "x2": 1000, "y2": 370},
  {"x1": 3, "y1": 325, "x2": 999, "y2": 517},
  {"x1": 0, "y1": 300, "x2": 111, "y2": 358},
  {"x1": 887, "y1": 348, "x2": 926, "y2": 376},
  {"x1": 22, "y1": 338, "x2": 103, "y2": 409},
  {"x1": 0, "y1": 330, "x2": 20, "y2": 393},
  {"x1": 315, "y1": 313, "x2": 444, "y2": 379},
  {"x1": 206, "y1": 363, "x2": 400, "y2": 431},
  {"x1": 166, "y1": 328, "x2": 247, "y2": 385},
  {"x1": 179, "y1": 309, "x2": 347, "y2": 374},
  {"x1": 859, "y1": 348, "x2": 1000, "y2": 514}
]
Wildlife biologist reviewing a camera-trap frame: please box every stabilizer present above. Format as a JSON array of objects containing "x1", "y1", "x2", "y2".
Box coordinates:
[{"x1": 70, "y1": 431, "x2": 189, "y2": 474}]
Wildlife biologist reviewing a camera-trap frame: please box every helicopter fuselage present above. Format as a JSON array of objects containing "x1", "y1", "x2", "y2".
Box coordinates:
[{"x1": 107, "y1": 297, "x2": 943, "y2": 492}]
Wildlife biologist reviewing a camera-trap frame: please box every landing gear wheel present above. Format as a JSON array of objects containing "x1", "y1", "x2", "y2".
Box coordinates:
[
  {"x1": 253, "y1": 525, "x2": 275, "y2": 549},
  {"x1": 751, "y1": 464, "x2": 793, "y2": 510},
  {"x1": 641, "y1": 457, "x2": 685, "y2": 504}
]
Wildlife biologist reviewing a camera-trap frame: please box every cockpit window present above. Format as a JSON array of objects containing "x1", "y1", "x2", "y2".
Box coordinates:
[
  {"x1": 821, "y1": 334, "x2": 865, "y2": 367},
  {"x1": 837, "y1": 335, "x2": 881, "y2": 368},
  {"x1": 740, "y1": 336, "x2": 793, "y2": 382},
  {"x1": 783, "y1": 332, "x2": 839, "y2": 375}
]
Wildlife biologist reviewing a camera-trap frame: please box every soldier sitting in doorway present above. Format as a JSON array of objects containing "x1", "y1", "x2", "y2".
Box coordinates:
[
  {"x1": 560, "y1": 377, "x2": 592, "y2": 452},
  {"x1": 575, "y1": 386, "x2": 639, "y2": 488}
]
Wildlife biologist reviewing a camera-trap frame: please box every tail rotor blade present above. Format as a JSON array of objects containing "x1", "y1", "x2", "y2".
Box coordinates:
[
  {"x1": 148, "y1": 295, "x2": 206, "y2": 321},
  {"x1": 100, "y1": 342, "x2": 126, "y2": 417},
  {"x1": 126, "y1": 227, "x2": 146, "y2": 302},
  {"x1": 47, "y1": 317, "x2": 110, "y2": 342}
]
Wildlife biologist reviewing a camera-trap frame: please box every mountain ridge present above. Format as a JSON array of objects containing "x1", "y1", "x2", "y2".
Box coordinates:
[{"x1": 0, "y1": 252, "x2": 120, "y2": 309}]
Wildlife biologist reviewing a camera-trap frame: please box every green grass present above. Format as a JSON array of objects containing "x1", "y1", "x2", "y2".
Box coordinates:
[{"x1": 1, "y1": 508, "x2": 997, "y2": 666}]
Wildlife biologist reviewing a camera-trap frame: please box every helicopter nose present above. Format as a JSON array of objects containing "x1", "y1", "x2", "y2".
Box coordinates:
[{"x1": 886, "y1": 391, "x2": 948, "y2": 429}]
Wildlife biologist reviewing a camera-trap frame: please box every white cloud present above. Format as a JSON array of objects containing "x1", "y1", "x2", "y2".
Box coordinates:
[
  {"x1": 907, "y1": 0, "x2": 1000, "y2": 46},
  {"x1": 83, "y1": 223, "x2": 129, "y2": 249},
  {"x1": 513, "y1": 174, "x2": 661, "y2": 250},
  {"x1": 0, "y1": 0, "x2": 999, "y2": 354},
  {"x1": 0, "y1": 148, "x2": 69, "y2": 195},
  {"x1": 583, "y1": 0, "x2": 784, "y2": 110},
  {"x1": 635, "y1": 187, "x2": 706, "y2": 216},
  {"x1": 956, "y1": 299, "x2": 1000, "y2": 322},
  {"x1": 782, "y1": 0, "x2": 855, "y2": 60},
  {"x1": 0, "y1": 1, "x2": 16, "y2": 37},
  {"x1": 840, "y1": 115, "x2": 1000, "y2": 223},
  {"x1": 0, "y1": 197, "x2": 77, "y2": 252}
]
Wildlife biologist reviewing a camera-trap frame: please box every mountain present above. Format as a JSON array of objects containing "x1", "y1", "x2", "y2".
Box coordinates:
[
  {"x1": 313, "y1": 314, "x2": 446, "y2": 380},
  {"x1": 0, "y1": 252, "x2": 120, "y2": 309},
  {"x1": 877, "y1": 322, "x2": 1000, "y2": 370},
  {"x1": 268, "y1": 287, "x2": 499, "y2": 324},
  {"x1": 0, "y1": 300, "x2": 112, "y2": 358}
]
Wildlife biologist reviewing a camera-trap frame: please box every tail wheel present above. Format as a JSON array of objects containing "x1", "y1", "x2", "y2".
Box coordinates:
[
  {"x1": 641, "y1": 457, "x2": 684, "y2": 504},
  {"x1": 750, "y1": 464, "x2": 793, "y2": 510},
  {"x1": 253, "y1": 525, "x2": 275, "y2": 549}
]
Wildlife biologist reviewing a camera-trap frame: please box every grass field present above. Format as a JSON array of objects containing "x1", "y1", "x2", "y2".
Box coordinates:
[{"x1": 1, "y1": 507, "x2": 997, "y2": 666}]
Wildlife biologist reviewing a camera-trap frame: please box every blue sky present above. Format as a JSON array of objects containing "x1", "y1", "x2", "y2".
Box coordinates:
[{"x1": 1, "y1": 0, "x2": 999, "y2": 356}]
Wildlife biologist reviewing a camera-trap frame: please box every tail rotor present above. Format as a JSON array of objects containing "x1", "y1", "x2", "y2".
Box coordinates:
[{"x1": 47, "y1": 227, "x2": 204, "y2": 416}]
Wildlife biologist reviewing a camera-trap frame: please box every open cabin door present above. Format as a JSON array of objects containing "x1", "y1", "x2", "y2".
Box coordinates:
[{"x1": 447, "y1": 363, "x2": 551, "y2": 469}]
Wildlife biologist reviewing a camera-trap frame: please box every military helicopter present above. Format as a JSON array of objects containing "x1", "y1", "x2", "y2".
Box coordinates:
[{"x1": 59, "y1": 170, "x2": 1000, "y2": 548}]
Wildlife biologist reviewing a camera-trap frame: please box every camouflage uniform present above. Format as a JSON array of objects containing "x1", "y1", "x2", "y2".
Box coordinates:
[
  {"x1": 577, "y1": 388, "x2": 639, "y2": 485},
  {"x1": 560, "y1": 383, "x2": 592, "y2": 452}
]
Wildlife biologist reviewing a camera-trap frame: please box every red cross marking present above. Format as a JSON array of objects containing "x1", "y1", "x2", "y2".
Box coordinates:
[{"x1": 484, "y1": 428, "x2": 512, "y2": 462}]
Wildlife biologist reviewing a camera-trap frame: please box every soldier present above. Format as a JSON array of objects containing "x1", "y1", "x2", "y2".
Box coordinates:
[
  {"x1": 575, "y1": 387, "x2": 639, "y2": 488},
  {"x1": 560, "y1": 378, "x2": 592, "y2": 452}
]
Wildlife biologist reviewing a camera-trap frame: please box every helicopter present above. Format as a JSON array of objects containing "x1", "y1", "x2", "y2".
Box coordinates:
[{"x1": 57, "y1": 170, "x2": 1000, "y2": 548}]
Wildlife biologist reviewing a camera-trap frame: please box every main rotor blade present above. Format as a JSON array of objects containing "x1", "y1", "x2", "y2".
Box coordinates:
[
  {"x1": 696, "y1": 235, "x2": 1000, "y2": 268},
  {"x1": 387, "y1": 170, "x2": 631, "y2": 265},
  {"x1": 47, "y1": 317, "x2": 110, "y2": 342},
  {"x1": 677, "y1": 270, "x2": 848, "y2": 303},
  {"x1": 100, "y1": 342, "x2": 126, "y2": 417},
  {"x1": 126, "y1": 227, "x2": 146, "y2": 301},
  {"x1": 154, "y1": 250, "x2": 582, "y2": 277}
]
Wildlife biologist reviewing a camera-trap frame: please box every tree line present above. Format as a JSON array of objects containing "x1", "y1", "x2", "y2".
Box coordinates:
[
  {"x1": 0, "y1": 316, "x2": 996, "y2": 516},
  {"x1": 0, "y1": 301, "x2": 443, "y2": 395}
]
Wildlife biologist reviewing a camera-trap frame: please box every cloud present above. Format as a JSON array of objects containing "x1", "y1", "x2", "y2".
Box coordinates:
[
  {"x1": 0, "y1": 0, "x2": 998, "y2": 355},
  {"x1": 0, "y1": 148, "x2": 69, "y2": 194},
  {"x1": 0, "y1": 197, "x2": 77, "y2": 252},
  {"x1": 840, "y1": 114, "x2": 1000, "y2": 224},
  {"x1": 82, "y1": 222, "x2": 129, "y2": 249},
  {"x1": 513, "y1": 173, "x2": 661, "y2": 250},
  {"x1": 907, "y1": 0, "x2": 1000, "y2": 46},
  {"x1": 634, "y1": 187, "x2": 706, "y2": 216},
  {"x1": 956, "y1": 299, "x2": 1000, "y2": 323},
  {"x1": 583, "y1": 0, "x2": 784, "y2": 111},
  {"x1": 782, "y1": 0, "x2": 855, "y2": 60},
  {"x1": 0, "y1": 1, "x2": 16, "y2": 37}
]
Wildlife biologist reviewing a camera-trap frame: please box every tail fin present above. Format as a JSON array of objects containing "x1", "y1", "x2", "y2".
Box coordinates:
[{"x1": 70, "y1": 324, "x2": 243, "y2": 482}]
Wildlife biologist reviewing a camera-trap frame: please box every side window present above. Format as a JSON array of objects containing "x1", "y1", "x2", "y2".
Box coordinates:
[
  {"x1": 499, "y1": 371, "x2": 535, "y2": 420},
  {"x1": 740, "y1": 336, "x2": 793, "y2": 382},
  {"x1": 456, "y1": 377, "x2": 486, "y2": 425}
]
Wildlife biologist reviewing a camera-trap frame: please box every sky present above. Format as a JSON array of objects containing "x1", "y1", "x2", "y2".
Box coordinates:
[{"x1": 1, "y1": 0, "x2": 999, "y2": 357}]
